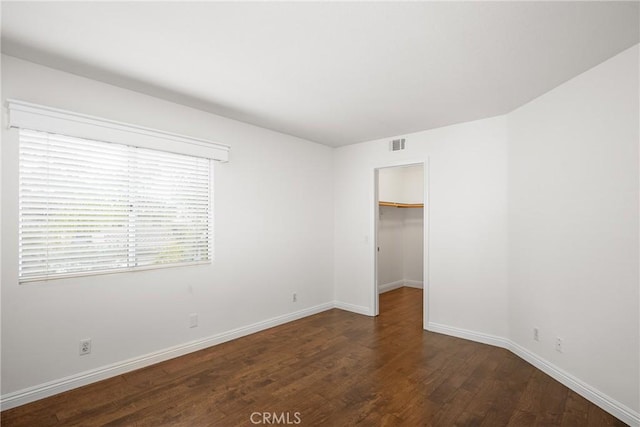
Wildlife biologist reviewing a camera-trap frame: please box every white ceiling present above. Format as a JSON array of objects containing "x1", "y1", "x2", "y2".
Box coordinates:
[{"x1": 2, "y1": 2, "x2": 639, "y2": 147}]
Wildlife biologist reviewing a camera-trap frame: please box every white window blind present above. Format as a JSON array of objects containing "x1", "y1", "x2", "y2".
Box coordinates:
[{"x1": 19, "y1": 128, "x2": 213, "y2": 282}]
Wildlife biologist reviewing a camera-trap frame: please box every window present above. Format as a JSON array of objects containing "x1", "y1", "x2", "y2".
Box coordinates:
[
  {"x1": 10, "y1": 100, "x2": 228, "y2": 282},
  {"x1": 19, "y1": 128, "x2": 213, "y2": 282}
]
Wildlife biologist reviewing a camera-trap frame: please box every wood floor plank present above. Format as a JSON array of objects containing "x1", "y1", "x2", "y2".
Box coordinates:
[
  {"x1": 507, "y1": 409, "x2": 538, "y2": 426},
  {"x1": 1, "y1": 288, "x2": 628, "y2": 426},
  {"x1": 560, "y1": 391, "x2": 590, "y2": 427}
]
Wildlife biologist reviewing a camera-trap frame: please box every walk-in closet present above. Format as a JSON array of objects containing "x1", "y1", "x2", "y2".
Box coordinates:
[{"x1": 376, "y1": 164, "x2": 424, "y2": 296}]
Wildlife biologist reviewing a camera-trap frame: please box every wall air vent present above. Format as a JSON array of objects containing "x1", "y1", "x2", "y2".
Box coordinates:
[{"x1": 390, "y1": 138, "x2": 406, "y2": 151}]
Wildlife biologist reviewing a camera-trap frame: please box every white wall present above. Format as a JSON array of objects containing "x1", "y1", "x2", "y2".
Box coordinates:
[
  {"x1": 377, "y1": 167, "x2": 405, "y2": 203},
  {"x1": 378, "y1": 165, "x2": 424, "y2": 204},
  {"x1": 0, "y1": 55, "x2": 334, "y2": 399},
  {"x1": 403, "y1": 207, "x2": 424, "y2": 284},
  {"x1": 334, "y1": 115, "x2": 509, "y2": 337},
  {"x1": 376, "y1": 206, "x2": 405, "y2": 287},
  {"x1": 377, "y1": 207, "x2": 424, "y2": 289},
  {"x1": 402, "y1": 165, "x2": 425, "y2": 205},
  {"x1": 508, "y1": 45, "x2": 639, "y2": 413}
]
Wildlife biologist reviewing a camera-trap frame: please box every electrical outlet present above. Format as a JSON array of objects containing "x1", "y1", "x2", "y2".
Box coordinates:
[
  {"x1": 189, "y1": 313, "x2": 198, "y2": 328},
  {"x1": 79, "y1": 339, "x2": 91, "y2": 355},
  {"x1": 292, "y1": 293, "x2": 297, "y2": 303},
  {"x1": 533, "y1": 328, "x2": 539, "y2": 341},
  {"x1": 555, "y1": 337, "x2": 563, "y2": 353}
]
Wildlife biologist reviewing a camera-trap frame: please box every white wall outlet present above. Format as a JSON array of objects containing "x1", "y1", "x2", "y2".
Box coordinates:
[
  {"x1": 533, "y1": 327, "x2": 539, "y2": 341},
  {"x1": 292, "y1": 293, "x2": 297, "y2": 303},
  {"x1": 189, "y1": 313, "x2": 198, "y2": 328},
  {"x1": 79, "y1": 339, "x2": 91, "y2": 355},
  {"x1": 555, "y1": 337, "x2": 563, "y2": 352}
]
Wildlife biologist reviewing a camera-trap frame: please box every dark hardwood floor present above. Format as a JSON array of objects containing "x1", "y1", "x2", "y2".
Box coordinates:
[{"x1": 1, "y1": 287, "x2": 626, "y2": 426}]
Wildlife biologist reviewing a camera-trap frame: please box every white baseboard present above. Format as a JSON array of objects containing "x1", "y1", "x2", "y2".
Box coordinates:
[
  {"x1": 0, "y1": 302, "x2": 335, "y2": 411},
  {"x1": 427, "y1": 322, "x2": 639, "y2": 427},
  {"x1": 378, "y1": 280, "x2": 404, "y2": 294},
  {"x1": 404, "y1": 280, "x2": 424, "y2": 289},
  {"x1": 378, "y1": 280, "x2": 423, "y2": 294},
  {"x1": 427, "y1": 322, "x2": 508, "y2": 349},
  {"x1": 333, "y1": 300, "x2": 373, "y2": 316}
]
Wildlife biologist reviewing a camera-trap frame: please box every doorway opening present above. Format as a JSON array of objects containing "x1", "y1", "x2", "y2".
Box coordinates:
[{"x1": 374, "y1": 163, "x2": 427, "y2": 327}]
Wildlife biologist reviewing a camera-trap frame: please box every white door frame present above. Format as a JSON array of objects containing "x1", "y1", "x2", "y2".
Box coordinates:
[{"x1": 372, "y1": 158, "x2": 429, "y2": 329}]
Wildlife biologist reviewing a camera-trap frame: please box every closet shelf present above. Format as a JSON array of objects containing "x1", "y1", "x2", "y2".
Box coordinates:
[{"x1": 379, "y1": 201, "x2": 424, "y2": 208}]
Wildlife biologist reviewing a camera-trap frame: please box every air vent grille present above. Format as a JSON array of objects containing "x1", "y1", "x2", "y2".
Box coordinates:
[{"x1": 390, "y1": 138, "x2": 406, "y2": 151}]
